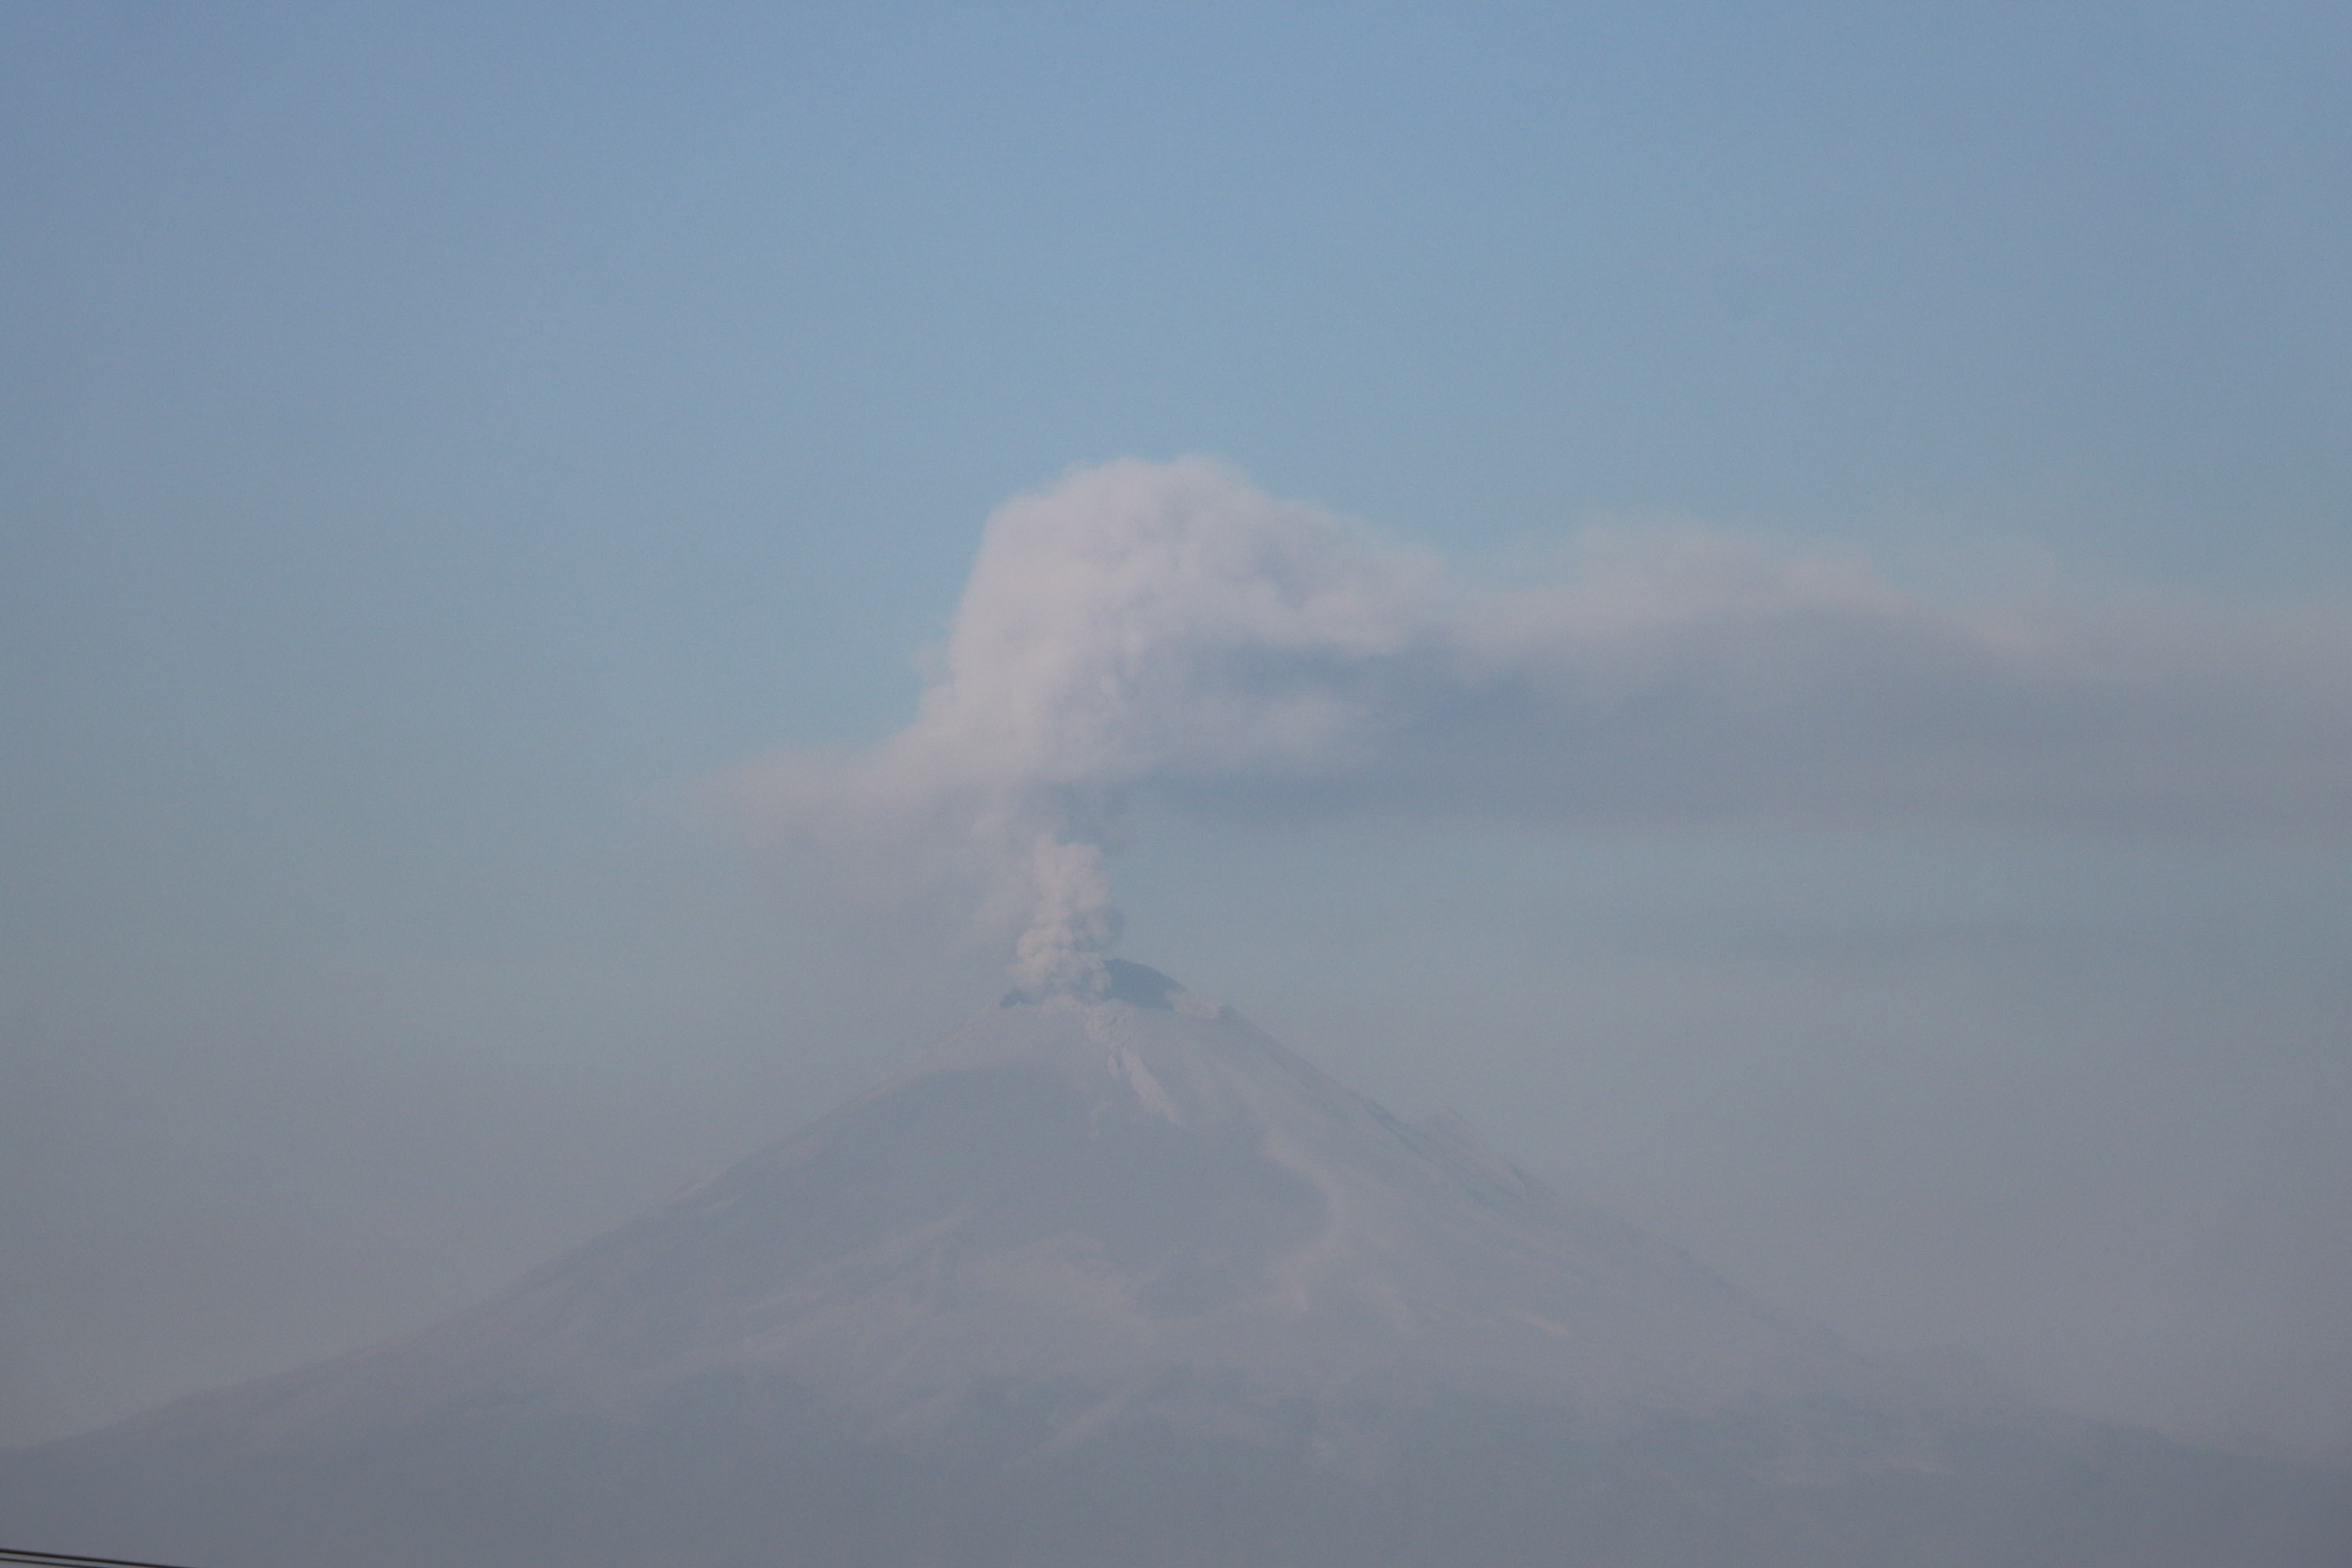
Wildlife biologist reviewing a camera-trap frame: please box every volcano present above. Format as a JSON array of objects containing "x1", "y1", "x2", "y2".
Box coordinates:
[{"x1": 5, "y1": 963, "x2": 2346, "y2": 1566}]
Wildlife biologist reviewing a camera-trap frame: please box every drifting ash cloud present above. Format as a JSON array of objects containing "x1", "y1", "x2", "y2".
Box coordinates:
[{"x1": 724, "y1": 458, "x2": 2352, "y2": 995}]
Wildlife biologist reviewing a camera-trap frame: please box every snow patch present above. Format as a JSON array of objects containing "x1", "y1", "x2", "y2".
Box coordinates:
[{"x1": 1115, "y1": 1045, "x2": 1183, "y2": 1126}]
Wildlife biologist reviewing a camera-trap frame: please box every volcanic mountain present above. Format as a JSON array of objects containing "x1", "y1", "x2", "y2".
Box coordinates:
[{"x1": 5, "y1": 963, "x2": 2346, "y2": 1566}]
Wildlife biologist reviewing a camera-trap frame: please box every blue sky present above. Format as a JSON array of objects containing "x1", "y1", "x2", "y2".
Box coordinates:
[{"x1": 3, "y1": 2, "x2": 2348, "y2": 1457}]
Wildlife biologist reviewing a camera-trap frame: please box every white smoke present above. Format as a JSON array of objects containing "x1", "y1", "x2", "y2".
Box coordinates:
[{"x1": 725, "y1": 458, "x2": 2352, "y2": 993}]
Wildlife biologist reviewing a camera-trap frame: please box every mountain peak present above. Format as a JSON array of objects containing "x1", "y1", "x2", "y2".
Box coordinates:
[{"x1": 1000, "y1": 956, "x2": 1196, "y2": 1011}]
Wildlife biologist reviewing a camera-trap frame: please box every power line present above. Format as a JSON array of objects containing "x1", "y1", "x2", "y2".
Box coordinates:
[{"x1": 1, "y1": 1551, "x2": 205, "y2": 1568}]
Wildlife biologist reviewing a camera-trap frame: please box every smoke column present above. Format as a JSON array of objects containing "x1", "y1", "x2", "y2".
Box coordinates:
[{"x1": 728, "y1": 458, "x2": 2352, "y2": 992}]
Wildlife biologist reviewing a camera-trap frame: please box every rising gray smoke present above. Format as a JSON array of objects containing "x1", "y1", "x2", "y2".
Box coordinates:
[{"x1": 726, "y1": 458, "x2": 2352, "y2": 992}]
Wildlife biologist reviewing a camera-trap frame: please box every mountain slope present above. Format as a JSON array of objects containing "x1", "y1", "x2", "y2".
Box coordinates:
[{"x1": 5, "y1": 963, "x2": 2347, "y2": 1566}]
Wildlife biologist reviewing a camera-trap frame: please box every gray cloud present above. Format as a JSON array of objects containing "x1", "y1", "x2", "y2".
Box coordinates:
[{"x1": 724, "y1": 459, "x2": 2352, "y2": 991}]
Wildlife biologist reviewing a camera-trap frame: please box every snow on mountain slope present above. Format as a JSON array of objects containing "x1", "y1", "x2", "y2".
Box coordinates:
[
  {"x1": 9, "y1": 964, "x2": 2347, "y2": 1567},
  {"x1": 126, "y1": 965, "x2": 1887, "y2": 1455}
]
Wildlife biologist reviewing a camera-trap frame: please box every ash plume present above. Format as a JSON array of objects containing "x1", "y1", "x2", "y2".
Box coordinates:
[{"x1": 724, "y1": 458, "x2": 2352, "y2": 991}]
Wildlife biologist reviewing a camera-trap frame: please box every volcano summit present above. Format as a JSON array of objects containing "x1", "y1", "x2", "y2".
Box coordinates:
[{"x1": 5, "y1": 964, "x2": 2345, "y2": 1566}]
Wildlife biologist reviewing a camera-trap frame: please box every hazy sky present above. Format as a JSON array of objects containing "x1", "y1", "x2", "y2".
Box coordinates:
[{"x1": 4, "y1": 2, "x2": 2348, "y2": 1461}]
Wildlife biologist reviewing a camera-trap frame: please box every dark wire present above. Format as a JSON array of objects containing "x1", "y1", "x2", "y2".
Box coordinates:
[{"x1": 0, "y1": 1550, "x2": 206, "y2": 1568}]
